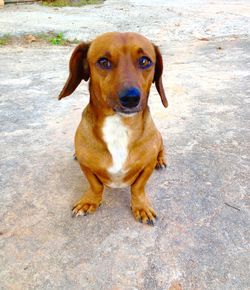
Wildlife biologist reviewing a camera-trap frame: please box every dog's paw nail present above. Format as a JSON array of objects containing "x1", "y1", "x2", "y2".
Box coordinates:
[
  {"x1": 147, "y1": 220, "x2": 154, "y2": 226},
  {"x1": 71, "y1": 208, "x2": 77, "y2": 216}
]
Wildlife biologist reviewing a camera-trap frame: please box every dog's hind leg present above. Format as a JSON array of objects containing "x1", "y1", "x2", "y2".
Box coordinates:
[{"x1": 155, "y1": 139, "x2": 167, "y2": 169}]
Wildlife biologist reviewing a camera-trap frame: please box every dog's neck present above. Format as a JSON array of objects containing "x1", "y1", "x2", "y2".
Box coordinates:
[{"x1": 86, "y1": 101, "x2": 150, "y2": 142}]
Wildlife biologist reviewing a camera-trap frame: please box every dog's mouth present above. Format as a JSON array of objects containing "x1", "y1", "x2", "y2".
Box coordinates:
[{"x1": 113, "y1": 106, "x2": 141, "y2": 115}]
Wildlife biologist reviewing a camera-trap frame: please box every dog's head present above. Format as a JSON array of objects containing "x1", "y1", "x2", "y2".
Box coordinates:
[{"x1": 58, "y1": 32, "x2": 167, "y2": 114}]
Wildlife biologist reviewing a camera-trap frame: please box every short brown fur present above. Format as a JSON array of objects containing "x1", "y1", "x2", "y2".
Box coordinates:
[{"x1": 59, "y1": 32, "x2": 167, "y2": 225}]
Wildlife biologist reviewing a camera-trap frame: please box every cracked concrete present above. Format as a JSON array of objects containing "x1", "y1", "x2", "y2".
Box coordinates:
[{"x1": 0, "y1": 1, "x2": 250, "y2": 289}]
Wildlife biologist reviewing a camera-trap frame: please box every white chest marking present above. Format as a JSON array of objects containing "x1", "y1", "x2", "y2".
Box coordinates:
[{"x1": 102, "y1": 115, "x2": 129, "y2": 186}]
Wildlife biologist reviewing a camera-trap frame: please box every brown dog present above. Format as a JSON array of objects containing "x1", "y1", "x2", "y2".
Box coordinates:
[{"x1": 58, "y1": 32, "x2": 167, "y2": 225}]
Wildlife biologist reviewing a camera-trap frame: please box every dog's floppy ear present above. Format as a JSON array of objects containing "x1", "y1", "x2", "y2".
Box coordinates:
[
  {"x1": 58, "y1": 42, "x2": 91, "y2": 100},
  {"x1": 153, "y1": 45, "x2": 168, "y2": 108}
]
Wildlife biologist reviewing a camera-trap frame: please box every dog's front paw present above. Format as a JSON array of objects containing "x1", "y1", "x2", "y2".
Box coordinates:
[
  {"x1": 72, "y1": 193, "x2": 102, "y2": 217},
  {"x1": 131, "y1": 201, "x2": 157, "y2": 226}
]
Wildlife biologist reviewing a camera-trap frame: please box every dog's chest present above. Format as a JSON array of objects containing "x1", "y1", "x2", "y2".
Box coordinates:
[{"x1": 102, "y1": 115, "x2": 129, "y2": 188}]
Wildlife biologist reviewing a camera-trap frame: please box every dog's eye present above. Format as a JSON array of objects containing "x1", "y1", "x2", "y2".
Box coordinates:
[
  {"x1": 97, "y1": 57, "x2": 112, "y2": 69},
  {"x1": 138, "y1": 56, "x2": 152, "y2": 69}
]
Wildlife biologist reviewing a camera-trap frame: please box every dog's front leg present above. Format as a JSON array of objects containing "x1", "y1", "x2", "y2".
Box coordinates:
[
  {"x1": 72, "y1": 165, "x2": 104, "y2": 216},
  {"x1": 131, "y1": 161, "x2": 157, "y2": 225}
]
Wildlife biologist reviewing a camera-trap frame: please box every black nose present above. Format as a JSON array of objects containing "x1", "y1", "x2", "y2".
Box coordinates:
[{"x1": 119, "y1": 87, "x2": 141, "y2": 108}]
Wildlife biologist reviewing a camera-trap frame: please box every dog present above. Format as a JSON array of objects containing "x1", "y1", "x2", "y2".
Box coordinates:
[{"x1": 58, "y1": 32, "x2": 168, "y2": 225}]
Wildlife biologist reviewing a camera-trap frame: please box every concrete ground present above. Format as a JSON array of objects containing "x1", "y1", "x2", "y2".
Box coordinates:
[{"x1": 0, "y1": 1, "x2": 249, "y2": 289}]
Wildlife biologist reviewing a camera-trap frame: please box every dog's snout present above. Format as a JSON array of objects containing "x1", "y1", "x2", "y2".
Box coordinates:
[{"x1": 119, "y1": 87, "x2": 141, "y2": 108}]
